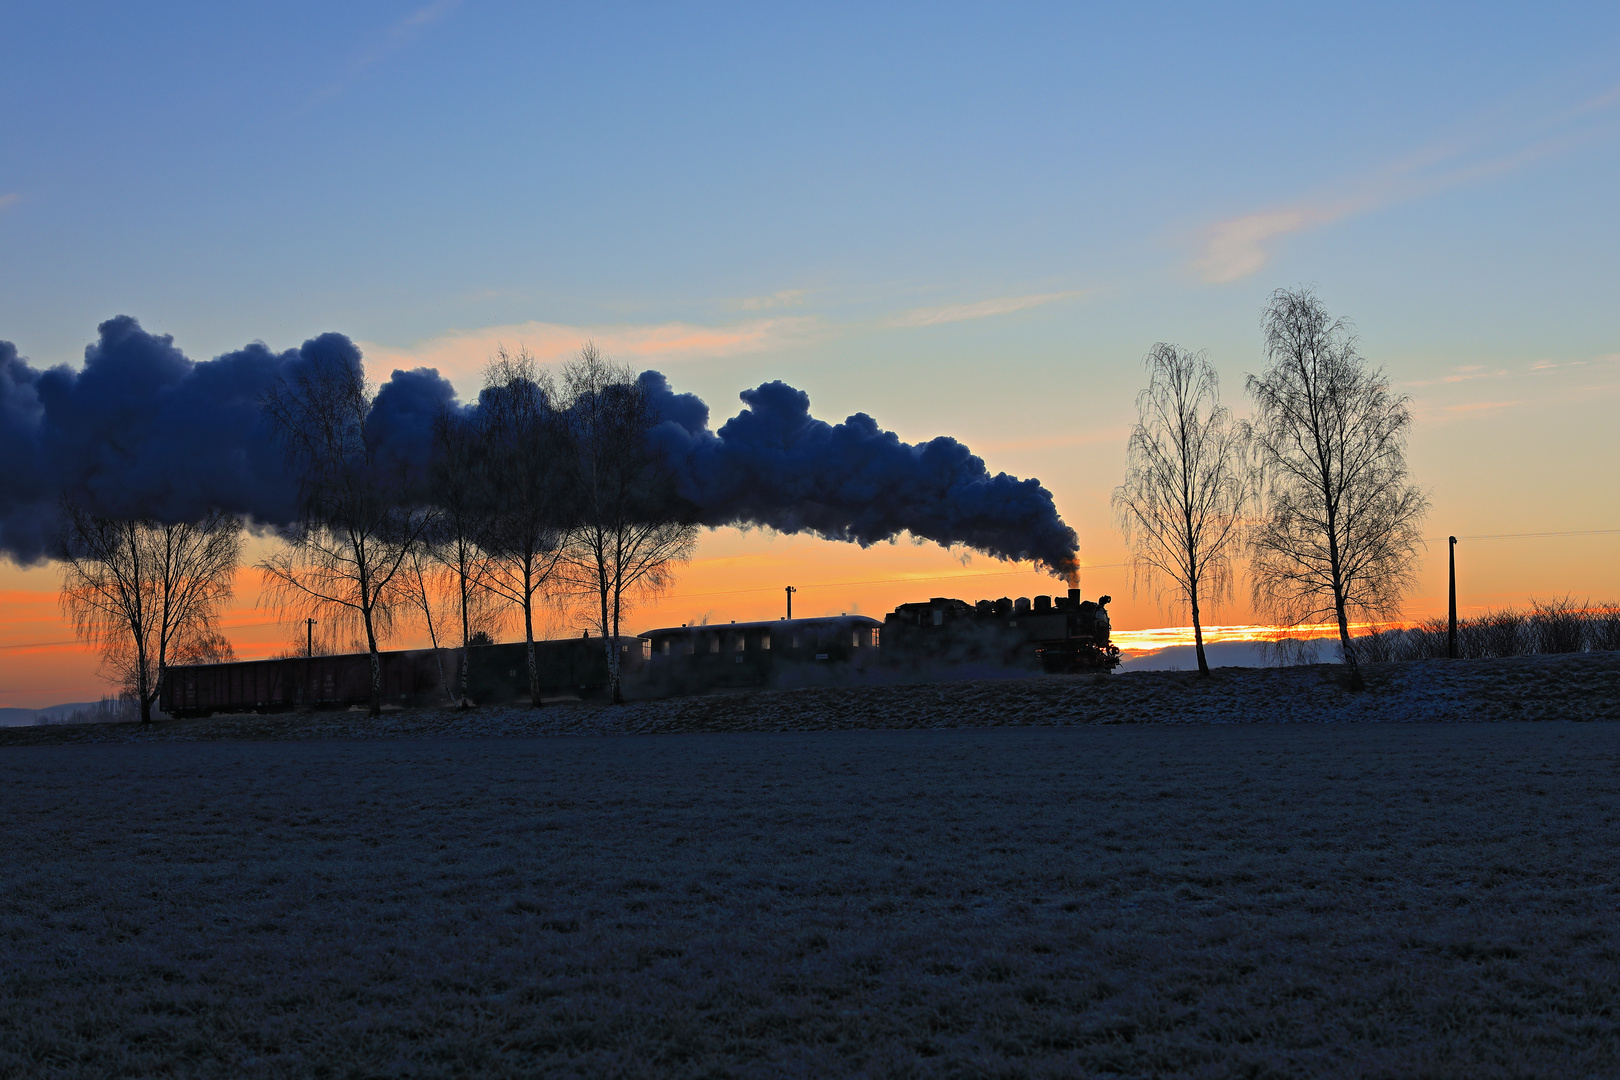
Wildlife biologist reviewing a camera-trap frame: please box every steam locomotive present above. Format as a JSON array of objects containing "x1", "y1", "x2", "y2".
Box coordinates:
[
  {"x1": 158, "y1": 592, "x2": 1114, "y2": 717},
  {"x1": 881, "y1": 587, "x2": 1119, "y2": 674}
]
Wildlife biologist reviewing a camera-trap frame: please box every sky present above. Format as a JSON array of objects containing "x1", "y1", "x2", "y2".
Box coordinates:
[{"x1": 2, "y1": 2, "x2": 1618, "y2": 707}]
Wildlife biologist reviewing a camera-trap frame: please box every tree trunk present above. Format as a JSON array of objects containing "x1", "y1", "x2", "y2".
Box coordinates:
[
  {"x1": 607, "y1": 578, "x2": 623, "y2": 706},
  {"x1": 1335, "y1": 596, "x2": 1364, "y2": 691},
  {"x1": 431, "y1": 649, "x2": 449, "y2": 707},
  {"x1": 1324, "y1": 510, "x2": 1365, "y2": 691},
  {"x1": 135, "y1": 633, "x2": 153, "y2": 724},
  {"x1": 524, "y1": 602, "x2": 541, "y2": 708},
  {"x1": 150, "y1": 660, "x2": 167, "y2": 723},
  {"x1": 458, "y1": 566, "x2": 472, "y2": 709},
  {"x1": 417, "y1": 570, "x2": 451, "y2": 706},
  {"x1": 364, "y1": 609, "x2": 382, "y2": 717},
  {"x1": 598, "y1": 566, "x2": 619, "y2": 705},
  {"x1": 1191, "y1": 597, "x2": 1209, "y2": 677}
]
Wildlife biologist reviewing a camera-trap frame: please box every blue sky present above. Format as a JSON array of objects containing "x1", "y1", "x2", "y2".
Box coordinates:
[
  {"x1": 6, "y1": 2, "x2": 1617, "y2": 360},
  {"x1": 3, "y1": 1, "x2": 1618, "y2": 644}
]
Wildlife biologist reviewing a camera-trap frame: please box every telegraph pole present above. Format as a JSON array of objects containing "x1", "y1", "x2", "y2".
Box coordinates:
[
  {"x1": 301, "y1": 618, "x2": 316, "y2": 711},
  {"x1": 1448, "y1": 537, "x2": 1457, "y2": 660},
  {"x1": 785, "y1": 586, "x2": 796, "y2": 620}
]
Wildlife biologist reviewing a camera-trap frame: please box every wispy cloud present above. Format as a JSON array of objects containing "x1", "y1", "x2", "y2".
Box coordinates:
[
  {"x1": 364, "y1": 289, "x2": 1094, "y2": 385},
  {"x1": 1410, "y1": 396, "x2": 1529, "y2": 425},
  {"x1": 1407, "y1": 351, "x2": 1620, "y2": 422},
  {"x1": 1193, "y1": 80, "x2": 1620, "y2": 283},
  {"x1": 886, "y1": 291, "x2": 1083, "y2": 328},
  {"x1": 359, "y1": 315, "x2": 824, "y2": 386},
  {"x1": 733, "y1": 289, "x2": 808, "y2": 311},
  {"x1": 1403, "y1": 352, "x2": 1620, "y2": 388},
  {"x1": 1438, "y1": 400, "x2": 1523, "y2": 415},
  {"x1": 1196, "y1": 205, "x2": 1351, "y2": 284},
  {"x1": 309, "y1": 0, "x2": 463, "y2": 106}
]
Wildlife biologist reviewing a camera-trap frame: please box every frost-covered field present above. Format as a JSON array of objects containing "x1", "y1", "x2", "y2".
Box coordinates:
[
  {"x1": 5, "y1": 651, "x2": 1618, "y2": 748},
  {"x1": 4, "y1": 722, "x2": 1620, "y2": 1078}
]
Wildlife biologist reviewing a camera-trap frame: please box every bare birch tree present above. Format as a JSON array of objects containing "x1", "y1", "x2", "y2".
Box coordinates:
[
  {"x1": 57, "y1": 504, "x2": 243, "y2": 723},
  {"x1": 258, "y1": 349, "x2": 434, "y2": 716},
  {"x1": 400, "y1": 544, "x2": 456, "y2": 705},
  {"x1": 430, "y1": 401, "x2": 501, "y2": 707},
  {"x1": 474, "y1": 347, "x2": 572, "y2": 707},
  {"x1": 1112, "y1": 344, "x2": 1249, "y2": 677},
  {"x1": 1246, "y1": 287, "x2": 1429, "y2": 690},
  {"x1": 560, "y1": 345, "x2": 698, "y2": 704}
]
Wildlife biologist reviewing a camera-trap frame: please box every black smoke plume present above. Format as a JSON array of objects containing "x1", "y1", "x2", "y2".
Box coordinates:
[
  {"x1": 639, "y1": 372, "x2": 1078, "y2": 575},
  {"x1": 0, "y1": 318, "x2": 1078, "y2": 576},
  {"x1": 0, "y1": 318, "x2": 450, "y2": 562}
]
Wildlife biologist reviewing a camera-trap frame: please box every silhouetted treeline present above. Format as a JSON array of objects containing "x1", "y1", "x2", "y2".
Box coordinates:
[
  {"x1": 32, "y1": 695, "x2": 139, "y2": 726},
  {"x1": 1356, "y1": 597, "x2": 1620, "y2": 663}
]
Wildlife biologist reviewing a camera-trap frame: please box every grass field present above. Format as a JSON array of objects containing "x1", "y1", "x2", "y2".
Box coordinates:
[{"x1": 4, "y1": 722, "x2": 1620, "y2": 1078}]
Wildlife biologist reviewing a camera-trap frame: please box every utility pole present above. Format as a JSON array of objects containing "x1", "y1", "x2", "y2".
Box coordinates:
[
  {"x1": 1448, "y1": 537, "x2": 1457, "y2": 660},
  {"x1": 301, "y1": 617, "x2": 316, "y2": 711},
  {"x1": 785, "y1": 586, "x2": 796, "y2": 620}
]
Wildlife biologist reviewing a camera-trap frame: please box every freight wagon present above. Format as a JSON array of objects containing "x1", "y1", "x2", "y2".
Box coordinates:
[
  {"x1": 160, "y1": 648, "x2": 452, "y2": 718},
  {"x1": 160, "y1": 636, "x2": 651, "y2": 717},
  {"x1": 460, "y1": 636, "x2": 649, "y2": 703},
  {"x1": 637, "y1": 614, "x2": 883, "y2": 694}
]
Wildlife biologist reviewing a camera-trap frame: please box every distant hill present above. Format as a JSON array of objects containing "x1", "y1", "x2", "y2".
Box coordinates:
[
  {"x1": 2, "y1": 702, "x2": 91, "y2": 728},
  {"x1": 0, "y1": 701, "x2": 122, "y2": 728},
  {"x1": 1118, "y1": 640, "x2": 1321, "y2": 671}
]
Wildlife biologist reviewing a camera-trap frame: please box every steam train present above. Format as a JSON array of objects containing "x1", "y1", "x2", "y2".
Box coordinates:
[
  {"x1": 881, "y1": 586, "x2": 1118, "y2": 674},
  {"x1": 158, "y1": 591, "x2": 1115, "y2": 717}
]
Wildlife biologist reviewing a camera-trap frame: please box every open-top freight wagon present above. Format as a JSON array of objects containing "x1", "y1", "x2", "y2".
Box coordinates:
[
  {"x1": 160, "y1": 637, "x2": 651, "y2": 717},
  {"x1": 160, "y1": 648, "x2": 452, "y2": 718}
]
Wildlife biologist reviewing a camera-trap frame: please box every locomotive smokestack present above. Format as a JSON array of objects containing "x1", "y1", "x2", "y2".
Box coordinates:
[{"x1": 1068, "y1": 586, "x2": 1081, "y2": 606}]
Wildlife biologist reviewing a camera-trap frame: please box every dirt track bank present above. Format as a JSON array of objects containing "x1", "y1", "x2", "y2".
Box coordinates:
[{"x1": 4, "y1": 651, "x2": 1617, "y2": 747}]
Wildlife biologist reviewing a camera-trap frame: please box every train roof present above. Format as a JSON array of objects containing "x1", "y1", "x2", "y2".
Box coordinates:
[
  {"x1": 639, "y1": 614, "x2": 882, "y2": 639},
  {"x1": 162, "y1": 637, "x2": 642, "y2": 672}
]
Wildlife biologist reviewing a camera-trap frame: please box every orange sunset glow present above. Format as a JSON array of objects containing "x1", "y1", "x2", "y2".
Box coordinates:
[
  {"x1": 3, "y1": 3, "x2": 1618, "y2": 713},
  {"x1": 6, "y1": 520, "x2": 1617, "y2": 709}
]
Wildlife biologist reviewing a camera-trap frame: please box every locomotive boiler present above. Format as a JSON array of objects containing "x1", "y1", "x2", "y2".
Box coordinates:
[{"x1": 880, "y1": 587, "x2": 1119, "y2": 672}]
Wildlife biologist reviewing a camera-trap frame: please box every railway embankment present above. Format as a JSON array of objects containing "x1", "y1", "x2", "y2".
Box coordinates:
[{"x1": 5, "y1": 650, "x2": 1618, "y2": 747}]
